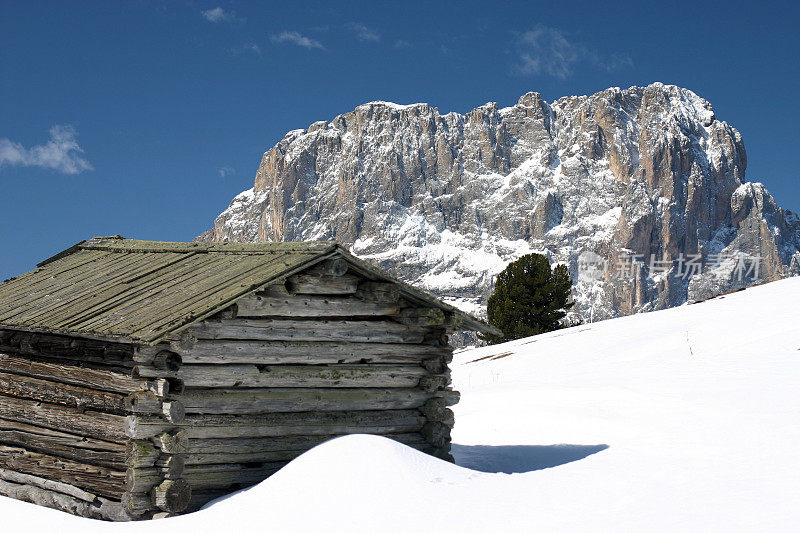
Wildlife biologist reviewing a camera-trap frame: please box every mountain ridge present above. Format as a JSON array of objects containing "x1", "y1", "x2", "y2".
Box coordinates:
[{"x1": 199, "y1": 83, "x2": 800, "y2": 331}]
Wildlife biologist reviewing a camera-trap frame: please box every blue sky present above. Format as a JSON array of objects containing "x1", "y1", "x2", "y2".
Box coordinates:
[{"x1": 1, "y1": 0, "x2": 798, "y2": 281}]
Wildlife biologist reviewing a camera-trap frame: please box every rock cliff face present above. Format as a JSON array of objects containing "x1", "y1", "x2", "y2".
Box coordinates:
[{"x1": 199, "y1": 83, "x2": 800, "y2": 328}]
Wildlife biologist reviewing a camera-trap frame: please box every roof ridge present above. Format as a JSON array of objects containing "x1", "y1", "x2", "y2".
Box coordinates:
[{"x1": 78, "y1": 237, "x2": 338, "y2": 254}]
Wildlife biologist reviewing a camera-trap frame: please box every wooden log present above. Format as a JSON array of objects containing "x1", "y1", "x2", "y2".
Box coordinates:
[
  {"x1": 355, "y1": 282, "x2": 401, "y2": 303},
  {"x1": 162, "y1": 401, "x2": 186, "y2": 424},
  {"x1": 0, "y1": 395, "x2": 126, "y2": 441},
  {"x1": 122, "y1": 391, "x2": 185, "y2": 423},
  {"x1": 285, "y1": 274, "x2": 360, "y2": 295},
  {"x1": 435, "y1": 389, "x2": 460, "y2": 406},
  {"x1": 307, "y1": 258, "x2": 349, "y2": 277},
  {"x1": 235, "y1": 294, "x2": 399, "y2": 318},
  {"x1": 394, "y1": 308, "x2": 447, "y2": 327},
  {"x1": 0, "y1": 352, "x2": 142, "y2": 394},
  {"x1": 421, "y1": 422, "x2": 451, "y2": 448},
  {"x1": 0, "y1": 370, "x2": 127, "y2": 413},
  {"x1": 425, "y1": 407, "x2": 455, "y2": 427},
  {"x1": 122, "y1": 491, "x2": 156, "y2": 516},
  {"x1": 146, "y1": 378, "x2": 171, "y2": 397},
  {"x1": 127, "y1": 409, "x2": 425, "y2": 439},
  {"x1": 161, "y1": 455, "x2": 186, "y2": 479},
  {"x1": 183, "y1": 318, "x2": 428, "y2": 344},
  {"x1": 155, "y1": 430, "x2": 189, "y2": 454},
  {"x1": 175, "y1": 433, "x2": 432, "y2": 465},
  {"x1": 0, "y1": 467, "x2": 99, "y2": 502},
  {"x1": 422, "y1": 355, "x2": 448, "y2": 374},
  {"x1": 419, "y1": 373, "x2": 451, "y2": 392},
  {"x1": 177, "y1": 387, "x2": 430, "y2": 415},
  {"x1": 155, "y1": 340, "x2": 450, "y2": 365},
  {"x1": 152, "y1": 350, "x2": 182, "y2": 371},
  {"x1": 124, "y1": 390, "x2": 162, "y2": 414},
  {"x1": 0, "y1": 417, "x2": 125, "y2": 468},
  {"x1": 125, "y1": 440, "x2": 160, "y2": 468},
  {"x1": 182, "y1": 434, "x2": 334, "y2": 455},
  {"x1": 177, "y1": 432, "x2": 425, "y2": 456},
  {"x1": 183, "y1": 462, "x2": 286, "y2": 490},
  {"x1": 126, "y1": 460, "x2": 185, "y2": 492},
  {"x1": 0, "y1": 477, "x2": 131, "y2": 521},
  {"x1": 177, "y1": 449, "x2": 304, "y2": 466},
  {"x1": 0, "y1": 331, "x2": 134, "y2": 368},
  {"x1": 418, "y1": 397, "x2": 452, "y2": 420},
  {"x1": 125, "y1": 468, "x2": 162, "y2": 493},
  {"x1": 153, "y1": 478, "x2": 191, "y2": 513},
  {"x1": 0, "y1": 445, "x2": 125, "y2": 499},
  {"x1": 133, "y1": 363, "x2": 428, "y2": 388}
]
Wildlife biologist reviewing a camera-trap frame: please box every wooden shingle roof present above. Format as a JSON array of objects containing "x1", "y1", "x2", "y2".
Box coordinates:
[{"x1": 0, "y1": 236, "x2": 495, "y2": 344}]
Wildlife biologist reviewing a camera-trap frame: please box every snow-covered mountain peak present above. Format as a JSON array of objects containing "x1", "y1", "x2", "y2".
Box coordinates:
[{"x1": 199, "y1": 84, "x2": 800, "y2": 337}]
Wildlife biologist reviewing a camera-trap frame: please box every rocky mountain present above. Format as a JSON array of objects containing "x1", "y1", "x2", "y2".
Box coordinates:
[{"x1": 199, "y1": 83, "x2": 800, "y2": 331}]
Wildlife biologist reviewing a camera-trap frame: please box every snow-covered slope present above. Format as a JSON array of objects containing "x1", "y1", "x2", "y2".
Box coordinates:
[
  {"x1": 199, "y1": 84, "x2": 800, "y2": 331},
  {"x1": 3, "y1": 277, "x2": 799, "y2": 531}
]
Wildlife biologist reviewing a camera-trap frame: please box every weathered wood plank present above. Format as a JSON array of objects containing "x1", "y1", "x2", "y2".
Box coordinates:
[
  {"x1": 0, "y1": 467, "x2": 99, "y2": 502},
  {"x1": 355, "y1": 282, "x2": 400, "y2": 303},
  {"x1": 0, "y1": 417, "x2": 125, "y2": 468},
  {"x1": 177, "y1": 387, "x2": 430, "y2": 415},
  {"x1": 285, "y1": 274, "x2": 360, "y2": 295},
  {"x1": 183, "y1": 462, "x2": 286, "y2": 490},
  {"x1": 235, "y1": 294, "x2": 399, "y2": 318},
  {"x1": 0, "y1": 395, "x2": 127, "y2": 441},
  {"x1": 183, "y1": 318, "x2": 428, "y2": 343},
  {"x1": 0, "y1": 370, "x2": 127, "y2": 413},
  {"x1": 0, "y1": 352, "x2": 142, "y2": 394},
  {"x1": 143, "y1": 340, "x2": 450, "y2": 365},
  {"x1": 0, "y1": 445, "x2": 125, "y2": 499},
  {"x1": 172, "y1": 433, "x2": 431, "y2": 465},
  {"x1": 305, "y1": 258, "x2": 349, "y2": 277},
  {"x1": 0, "y1": 330, "x2": 134, "y2": 368},
  {"x1": 0, "y1": 477, "x2": 131, "y2": 521},
  {"x1": 133, "y1": 363, "x2": 427, "y2": 388},
  {"x1": 127, "y1": 409, "x2": 425, "y2": 439},
  {"x1": 394, "y1": 307, "x2": 447, "y2": 327}
]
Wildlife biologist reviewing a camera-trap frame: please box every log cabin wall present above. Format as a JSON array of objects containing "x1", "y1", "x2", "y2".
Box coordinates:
[
  {"x1": 0, "y1": 330, "x2": 136, "y2": 520},
  {"x1": 130, "y1": 261, "x2": 459, "y2": 512},
  {"x1": 0, "y1": 238, "x2": 496, "y2": 521}
]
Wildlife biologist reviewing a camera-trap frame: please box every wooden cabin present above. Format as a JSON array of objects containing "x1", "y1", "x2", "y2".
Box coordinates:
[{"x1": 0, "y1": 237, "x2": 496, "y2": 521}]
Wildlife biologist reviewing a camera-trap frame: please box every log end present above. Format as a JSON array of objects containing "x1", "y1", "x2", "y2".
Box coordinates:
[{"x1": 153, "y1": 479, "x2": 191, "y2": 514}]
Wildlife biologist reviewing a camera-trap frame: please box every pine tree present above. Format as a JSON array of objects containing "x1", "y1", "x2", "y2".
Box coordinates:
[{"x1": 479, "y1": 253, "x2": 574, "y2": 345}]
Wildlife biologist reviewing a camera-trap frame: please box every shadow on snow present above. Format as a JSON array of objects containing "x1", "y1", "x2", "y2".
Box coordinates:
[{"x1": 451, "y1": 443, "x2": 609, "y2": 474}]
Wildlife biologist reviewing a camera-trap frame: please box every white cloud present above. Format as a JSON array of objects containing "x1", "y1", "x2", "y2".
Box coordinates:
[
  {"x1": 270, "y1": 31, "x2": 324, "y2": 50},
  {"x1": 515, "y1": 24, "x2": 632, "y2": 79},
  {"x1": 0, "y1": 125, "x2": 93, "y2": 175},
  {"x1": 201, "y1": 7, "x2": 242, "y2": 23},
  {"x1": 347, "y1": 23, "x2": 380, "y2": 42},
  {"x1": 393, "y1": 39, "x2": 411, "y2": 49},
  {"x1": 218, "y1": 167, "x2": 235, "y2": 178}
]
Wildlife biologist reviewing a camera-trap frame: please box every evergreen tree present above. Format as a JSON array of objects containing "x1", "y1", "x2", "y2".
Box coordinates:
[{"x1": 480, "y1": 253, "x2": 574, "y2": 345}]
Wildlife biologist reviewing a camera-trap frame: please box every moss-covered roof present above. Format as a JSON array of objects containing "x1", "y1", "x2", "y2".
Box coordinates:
[{"x1": 0, "y1": 236, "x2": 496, "y2": 344}]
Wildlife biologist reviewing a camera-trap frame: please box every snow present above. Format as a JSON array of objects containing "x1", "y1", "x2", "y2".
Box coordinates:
[{"x1": 3, "y1": 277, "x2": 800, "y2": 531}]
